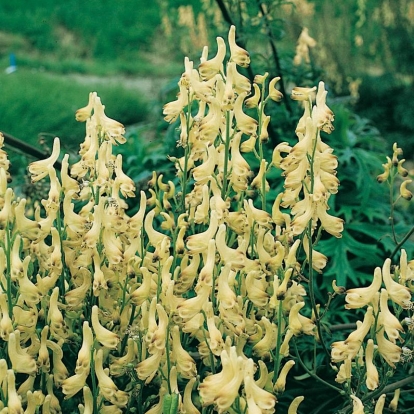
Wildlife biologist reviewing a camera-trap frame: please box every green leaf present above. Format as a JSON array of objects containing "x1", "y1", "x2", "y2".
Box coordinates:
[{"x1": 320, "y1": 229, "x2": 382, "y2": 287}]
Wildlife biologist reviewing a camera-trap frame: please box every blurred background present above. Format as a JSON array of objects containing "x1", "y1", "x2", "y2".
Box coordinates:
[{"x1": 0, "y1": 0, "x2": 413, "y2": 183}]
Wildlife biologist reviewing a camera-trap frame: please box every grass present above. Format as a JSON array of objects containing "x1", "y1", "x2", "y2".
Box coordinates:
[{"x1": 0, "y1": 69, "x2": 149, "y2": 152}]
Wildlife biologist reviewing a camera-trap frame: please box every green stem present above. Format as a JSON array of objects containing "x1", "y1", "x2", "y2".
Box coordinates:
[
  {"x1": 221, "y1": 111, "x2": 231, "y2": 199},
  {"x1": 272, "y1": 299, "x2": 284, "y2": 382},
  {"x1": 390, "y1": 224, "x2": 414, "y2": 260},
  {"x1": 90, "y1": 343, "x2": 99, "y2": 414},
  {"x1": 5, "y1": 226, "x2": 14, "y2": 317},
  {"x1": 292, "y1": 337, "x2": 343, "y2": 394},
  {"x1": 180, "y1": 93, "x2": 192, "y2": 212}
]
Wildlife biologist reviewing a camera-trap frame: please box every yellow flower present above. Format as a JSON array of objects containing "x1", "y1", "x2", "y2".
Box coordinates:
[
  {"x1": 274, "y1": 360, "x2": 295, "y2": 393},
  {"x1": 365, "y1": 339, "x2": 379, "y2": 390},
  {"x1": 374, "y1": 394, "x2": 386, "y2": 414},
  {"x1": 252, "y1": 317, "x2": 276, "y2": 358},
  {"x1": 233, "y1": 92, "x2": 258, "y2": 136},
  {"x1": 331, "y1": 307, "x2": 374, "y2": 362},
  {"x1": 199, "y1": 36, "x2": 226, "y2": 80},
  {"x1": 291, "y1": 86, "x2": 316, "y2": 101},
  {"x1": 91, "y1": 305, "x2": 120, "y2": 350},
  {"x1": 28, "y1": 137, "x2": 60, "y2": 182},
  {"x1": 244, "y1": 83, "x2": 261, "y2": 108},
  {"x1": 345, "y1": 266, "x2": 382, "y2": 309},
  {"x1": 244, "y1": 359, "x2": 276, "y2": 411},
  {"x1": 288, "y1": 396, "x2": 305, "y2": 414},
  {"x1": 76, "y1": 92, "x2": 97, "y2": 121},
  {"x1": 268, "y1": 77, "x2": 283, "y2": 102},
  {"x1": 6, "y1": 370, "x2": 23, "y2": 414},
  {"x1": 228, "y1": 25, "x2": 250, "y2": 67},
  {"x1": 400, "y1": 179, "x2": 413, "y2": 200},
  {"x1": 288, "y1": 302, "x2": 315, "y2": 336},
  {"x1": 389, "y1": 388, "x2": 400, "y2": 412},
  {"x1": 170, "y1": 325, "x2": 196, "y2": 379},
  {"x1": 335, "y1": 357, "x2": 352, "y2": 384},
  {"x1": 376, "y1": 325, "x2": 401, "y2": 368},
  {"x1": 183, "y1": 378, "x2": 200, "y2": 414},
  {"x1": 62, "y1": 370, "x2": 89, "y2": 399},
  {"x1": 254, "y1": 72, "x2": 269, "y2": 85},
  {"x1": 136, "y1": 349, "x2": 164, "y2": 382},
  {"x1": 382, "y1": 258, "x2": 412, "y2": 308},
  {"x1": 8, "y1": 330, "x2": 37, "y2": 374},
  {"x1": 95, "y1": 349, "x2": 129, "y2": 407},
  {"x1": 378, "y1": 289, "x2": 404, "y2": 343},
  {"x1": 350, "y1": 395, "x2": 364, "y2": 414},
  {"x1": 199, "y1": 347, "x2": 244, "y2": 412}
]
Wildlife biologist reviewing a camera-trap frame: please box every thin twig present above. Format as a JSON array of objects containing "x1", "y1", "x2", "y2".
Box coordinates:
[{"x1": 255, "y1": 0, "x2": 293, "y2": 116}]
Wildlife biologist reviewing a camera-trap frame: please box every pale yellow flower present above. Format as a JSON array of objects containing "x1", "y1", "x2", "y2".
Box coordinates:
[
  {"x1": 228, "y1": 25, "x2": 250, "y2": 67},
  {"x1": 400, "y1": 179, "x2": 413, "y2": 200},
  {"x1": 252, "y1": 317, "x2": 276, "y2": 358},
  {"x1": 6, "y1": 370, "x2": 23, "y2": 414},
  {"x1": 313, "y1": 81, "x2": 335, "y2": 133},
  {"x1": 365, "y1": 339, "x2": 379, "y2": 390},
  {"x1": 47, "y1": 287, "x2": 68, "y2": 340},
  {"x1": 244, "y1": 83, "x2": 261, "y2": 108},
  {"x1": 389, "y1": 388, "x2": 400, "y2": 412},
  {"x1": 376, "y1": 325, "x2": 401, "y2": 368},
  {"x1": 345, "y1": 266, "x2": 382, "y2": 309},
  {"x1": 382, "y1": 258, "x2": 412, "y2": 308},
  {"x1": 170, "y1": 325, "x2": 196, "y2": 379},
  {"x1": 199, "y1": 347, "x2": 244, "y2": 413},
  {"x1": 378, "y1": 289, "x2": 404, "y2": 343},
  {"x1": 288, "y1": 302, "x2": 315, "y2": 336},
  {"x1": 136, "y1": 349, "x2": 164, "y2": 382},
  {"x1": 76, "y1": 91, "x2": 97, "y2": 121},
  {"x1": 331, "y1": 307, "x2": 374, "y2": 362},
  {"x1": 95, "y1": 349, "x2": 129, "y2": 407},
  {"x1": 233, "y1": 92, "x2": 258, "y2": 136},
  {"x1": 199, "y1": 36, "x2": 226, "y2": 80},
  {"x1": 274, "y1": 360, "x2": 295, "y2": 393},
  {"x1": 91, "y1": 305, "x2": 120, "y2": 350},
  {"x1": 47, "y1": 340, "x2": 69, "y2": 386},
  {"x1": 269, "y1": 77, "x2": 283, "y2": 102},
  {"x1": 374, "y1": 394, "x2": 386, "y2": 414},
  {"x1": 335, "y1": 357, "x2": 352, "y2": 384},
  {"x1": 244, "y1": 358, "x2": 276, "y2": 411},
  {"x1": 291, "y1": 86, "x2": 316, "y2": 101},
  {"x1": 8, "y1": 331, "x2": 37, "y2": 374},
  {"x1": 350, "y1": 395, "x2": 364, "y2": 414},
  {"x1": 28, "y1": 137, "x2": 60, "y2": 182},
  {"x1": 61, "y1": 370, "x2": 89, "y2": 399},
  {"x1": 182, "y1": 378, "x2": 200, "y2": 414},
  {"x1": 288, "y1": 396, "x2": 305, "y2": 414}
]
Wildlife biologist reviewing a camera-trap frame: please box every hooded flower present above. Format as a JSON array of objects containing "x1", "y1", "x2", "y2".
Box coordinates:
[
  {"x1": 28, "y1": 137, "x2": 60, "y2": 182},
  {"x1": 199, "y1": 347, "x2": 244, "y2": 413}
]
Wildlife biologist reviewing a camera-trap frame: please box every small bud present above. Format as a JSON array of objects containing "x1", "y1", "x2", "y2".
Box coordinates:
[{"x1": 332, "y1": 280, "x2": 346, "y2": 294}]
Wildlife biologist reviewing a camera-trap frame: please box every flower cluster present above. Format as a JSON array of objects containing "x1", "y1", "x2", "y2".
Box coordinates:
[{"x1": 0, "y1": 25, "x2": 412, "y2": 414}]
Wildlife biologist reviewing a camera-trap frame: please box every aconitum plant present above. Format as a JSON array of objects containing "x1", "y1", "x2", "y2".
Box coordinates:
[{"x1": 0, "y1": 25, "x2": 413, "y2": 414}]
